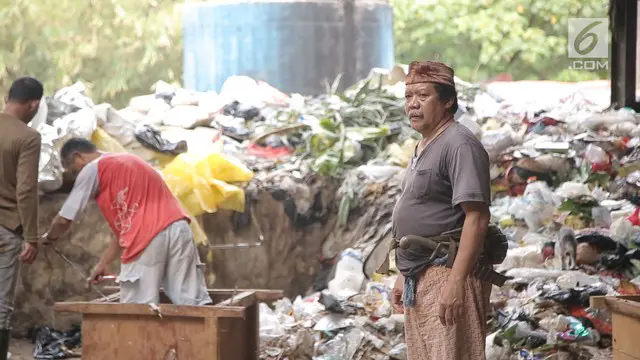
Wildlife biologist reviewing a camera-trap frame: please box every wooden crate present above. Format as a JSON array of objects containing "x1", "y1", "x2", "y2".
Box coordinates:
[
  {"x1": 54, "y1": 288, "x2": 283, "y2": 360},
  {"x1": 591, "y1": 295, "x2": 640, "y2": 360}
]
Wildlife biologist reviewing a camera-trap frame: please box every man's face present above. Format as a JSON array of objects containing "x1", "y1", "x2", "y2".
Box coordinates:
[
  {"x1": 404, "y1": 82, "x2": 449, "y2": 134},
  {"x1": 63, "y1": 153, "x2": 90, "y2": 177},
  {"x1": 16, "y1": 100, "x2": 40, "y2": 124}
]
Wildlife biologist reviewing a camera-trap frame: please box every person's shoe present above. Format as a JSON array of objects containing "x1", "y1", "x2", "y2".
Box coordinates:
[{"x1": 0, "y1": 328, "x2": 11, "y2": 360}]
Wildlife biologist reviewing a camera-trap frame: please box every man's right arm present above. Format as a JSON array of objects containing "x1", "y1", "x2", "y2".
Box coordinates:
[
  {"x1": 46, "y1": 161, "x2": 100, "y2": 241},
  {"x1": 16, "y1": 133, "x2": 42, "y2": 244}
]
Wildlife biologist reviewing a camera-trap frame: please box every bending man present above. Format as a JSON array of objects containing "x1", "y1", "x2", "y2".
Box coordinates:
[
  {"x1": 390, "y1": 61, "x2": 493, "y2": 359},
  {"x1": 45, "y1": 138, "x2": 212, "y2": 306}
]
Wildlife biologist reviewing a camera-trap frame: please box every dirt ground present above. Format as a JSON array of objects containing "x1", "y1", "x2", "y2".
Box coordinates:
[
  {"x1": 8, "y1": 339, "x2": 83, "y2": 360},
  {"x1": 9, "y1": 339, "x2": 38, "y2": 360},
  {"x1": 7, "y1": 337, "x2": 613, "y2": 359}
]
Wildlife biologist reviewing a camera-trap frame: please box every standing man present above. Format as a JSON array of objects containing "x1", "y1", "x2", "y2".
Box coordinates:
[
  {"x1": 0, "y1": 77, "x2": 44, "y2": 360},
  {"x1": 390, "y1": 62, "x2": 493, "y2": 359},
  {"x1": 44, "y1": 138, "x2": 212, "y2": 306}
]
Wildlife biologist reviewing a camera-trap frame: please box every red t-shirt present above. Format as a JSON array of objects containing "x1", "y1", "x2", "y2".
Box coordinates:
[{"x1": 58, "y1": 153, "x2": 188, "y2": 263}]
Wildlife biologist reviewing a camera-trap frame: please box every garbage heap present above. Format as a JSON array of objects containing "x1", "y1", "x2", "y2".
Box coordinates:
[
  {"x1": 248, "y1": 78, "x2": 634, "y2": 359},
  {"x1": 25, "y1": 66, "x2": 636, "y2": 360}
]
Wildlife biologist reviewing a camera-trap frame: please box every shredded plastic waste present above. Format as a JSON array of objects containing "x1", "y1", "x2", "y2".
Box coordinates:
[
  {"x1": 29, "y1": 326, "x2": 81, "y2": 359},
  {"x1": 28, "y1": 66, "x2": 639, "y2": 360}
]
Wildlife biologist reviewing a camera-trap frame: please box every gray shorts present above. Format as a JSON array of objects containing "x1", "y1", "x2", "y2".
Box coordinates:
[{"x1": 118, "y1": 220, "x2": 212, "y2": 305}]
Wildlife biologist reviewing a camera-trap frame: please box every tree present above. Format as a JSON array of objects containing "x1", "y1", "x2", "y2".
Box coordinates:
[
  {"x1": 0, "y1": 0, "x2": 611, "y2": 109},
  {"x1": 392, "y1": 0, "x2": 609, "y2": 82},
  {"x1": 0, "y1": 0, "x2": 185, "y2": 108}
]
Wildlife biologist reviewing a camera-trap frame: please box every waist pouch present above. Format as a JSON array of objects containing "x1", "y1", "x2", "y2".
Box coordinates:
[{"x1": 376, "y1": 224, "x2": 510, "y2": 286}]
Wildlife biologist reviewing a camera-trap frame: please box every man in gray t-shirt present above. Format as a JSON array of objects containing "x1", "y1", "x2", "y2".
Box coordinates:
[{"x1": 390, "y1": 61, "x2": 492, "y2": 360}]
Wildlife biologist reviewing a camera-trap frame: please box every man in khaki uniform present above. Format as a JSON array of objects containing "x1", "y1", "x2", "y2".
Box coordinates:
[{"x1": 0, "y1": 77, "x2": 43, "y2": 360}]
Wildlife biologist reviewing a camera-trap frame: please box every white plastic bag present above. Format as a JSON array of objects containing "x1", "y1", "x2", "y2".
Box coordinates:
[
  {"x1": 53, "y1": 82, "x2": 94, "y2": 110},
  {"x1": 505, "y1": 268, "x2": 568, "y2": 281},
  {"x1": 610, "y1": 217, "x2": 640, "y2": 246},
  {"x1": 37, "y1": 124, "x2": 65, "y2": 193},
  {"x1": 28, "y1": 96, "x2": 48, "y2": 129},
  {"x1": 509, "y1": 182, "x2": 558, "y2": 230},
  {"x1": 52, "y1": 107, "x2": 97, "y2": 139},
  {"x1": 94, "y1": 104, "x2": 137, "y2": 147},
  {"x1": 481, "y1": 125, "x2": 518, "y2": 159},
  {"x1": 327, "y1": 249, "x2": 366, "y2": 300},
  {"x1": 554, "y1": 182, "x2": 591, "y2": 199},
  {"x1": 357, "y1": 165, "x2": 403, "y2": 182},
  {"x1": 584, "y1": 144, "x2": 609, "y2": 165},
  {"x1": 258, "y1": 303, "x2": 286, "y2": 342},
  {"x1": 128, "y1": 94, "x2": 166, "y2": 115},
  {"x1": 219, "y1": 75, "x2": 265, "y2": 108},
  {"x1": 485, "y1": 332, "x2": 511, "y2": 360},
  {"x1": 496, "y1": 245, "x2": 544, "y2": 273},
  {"x1": 556, "y1": 271, "x2": 601, "y2": 290},
  {"x1": 161, "y1": 105, "x2": 211, "y2": 129}
]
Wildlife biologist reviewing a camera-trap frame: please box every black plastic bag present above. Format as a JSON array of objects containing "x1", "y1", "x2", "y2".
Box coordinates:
[
  {"x1": 600, "y1": 243, "x2": 631, "y2": 270},
  {"x1": 155, "y1": 91, "x2": 175, "y2": 104},
  {"x1": 576, "y1": 233, "x2": 619, "y2": 252},
  {"x1": 544, "y1": 286, "x2": 607, "y2": 308},
  {"x1": 222, "y1": 101, "x2": 263, "y2": 121},
  {"x1": 134, "y1": 125, "x2": 188, "y2": 155},
  {"x1": 319, "y1": 292, "x2": 346, "y2": 314},
  {"x1": 601, "y1": 247, "x2": 640, "y2": 278},
  {"x1": 30, "y1": 326, "x2": 81, "y2": 359}
]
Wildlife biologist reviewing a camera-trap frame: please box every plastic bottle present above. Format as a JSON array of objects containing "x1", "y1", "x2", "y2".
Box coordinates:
[{"x1": 327, "y1": 248, "x2": 366, "y2": 300}]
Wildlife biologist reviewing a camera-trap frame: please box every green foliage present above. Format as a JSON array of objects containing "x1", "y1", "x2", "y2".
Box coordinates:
[
  {"x1": 0, "y1": 0, "x2": 185, "y2": 108},
  {"x1": 0, "y1": 0, "x2": 611, "y2": 109},
  {"x1": 392, "y1": 0, "x2": 610, "y2": 82}
]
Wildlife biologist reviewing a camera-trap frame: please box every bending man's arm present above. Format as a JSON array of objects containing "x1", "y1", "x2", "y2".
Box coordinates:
[
  {"x1": 46, "y1": 215, "x2": 73, "y2": 241},
  {"x1": 99, "y1": 236, "x2": 121, "y2": 267},
  {"x1": 16, "y1": 134, "x2": 42, "y2": 243},
  {"x1": 46, "y1": 160, "x2": 100, "y2": 241}
]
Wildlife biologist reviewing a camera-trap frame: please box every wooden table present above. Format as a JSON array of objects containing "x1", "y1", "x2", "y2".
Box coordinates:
[
  {"x1": 55, "y1": 288, "x2": 283, "y2": 360},
  {"x1": 591, "y1": 295, "x2": 640, "y2": 360}
]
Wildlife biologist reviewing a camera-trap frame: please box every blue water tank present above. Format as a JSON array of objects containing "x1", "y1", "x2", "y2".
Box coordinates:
[{"x1": 183, "y1": 0, "x2": 395, "y2": 95}]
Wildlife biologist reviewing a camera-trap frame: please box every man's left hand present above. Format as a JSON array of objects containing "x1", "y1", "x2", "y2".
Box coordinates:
[
  {"x1": 19, "y1": 242, "x2": 38, "y2": 264},
  {"x1": 438, "y1": 278, "x2": 466, "y2": 326}
]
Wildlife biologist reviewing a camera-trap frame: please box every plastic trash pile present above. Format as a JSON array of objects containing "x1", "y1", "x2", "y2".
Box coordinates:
[
  {"x1": 28, "y1": 325, "x2": 82, "y2": 359},
  {"x1": 259, "y1": 249, "x2": 407, "y2": 360},
  {"x1": 251, "y1": 75, "x2": 639, "y2": 359},
  {"x1": 24, "y1": 64, "x2": 639, "y2": 359}
]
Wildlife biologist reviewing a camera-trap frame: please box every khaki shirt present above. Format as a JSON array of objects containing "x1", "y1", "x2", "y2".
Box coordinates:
[{"x1": 0, "y1": 113, "x2": 41, "y2": 243}]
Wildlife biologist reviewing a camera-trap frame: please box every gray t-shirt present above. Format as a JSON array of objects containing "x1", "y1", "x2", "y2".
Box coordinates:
[{"x1": 391, "y1": 123, "x2": 491, "y2": 275}]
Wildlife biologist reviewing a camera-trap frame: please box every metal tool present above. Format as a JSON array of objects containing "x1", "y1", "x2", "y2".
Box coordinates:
[{"x1": 48, "y1": 245, "x2": 108, "y2": 298}]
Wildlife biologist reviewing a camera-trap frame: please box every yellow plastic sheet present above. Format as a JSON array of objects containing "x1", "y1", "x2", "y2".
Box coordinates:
[
  {"x1": 91, "y1": 127, "x2": 128, "y2": 153},
  {"x1": 162, "y1": 143, "x2": 253, "y2": 217}
]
